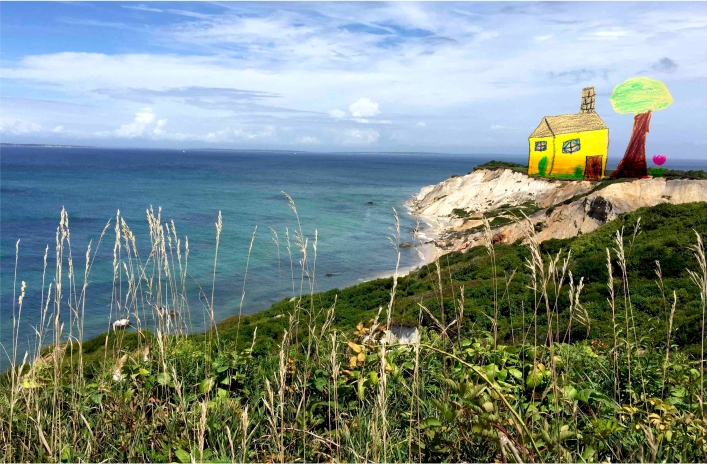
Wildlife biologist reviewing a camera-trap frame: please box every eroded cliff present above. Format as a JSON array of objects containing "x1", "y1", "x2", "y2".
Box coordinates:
[{"x1": 409, "y1": 168, "x2": 707, "y2": 253}]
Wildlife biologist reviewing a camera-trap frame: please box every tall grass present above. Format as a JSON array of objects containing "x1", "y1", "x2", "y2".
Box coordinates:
[
  {"x1": 687, "y1": 231, "x2": 706, "y2": 417},
  {"x1": 1, "y1": 200, "x2": 706, "y2": 463}
]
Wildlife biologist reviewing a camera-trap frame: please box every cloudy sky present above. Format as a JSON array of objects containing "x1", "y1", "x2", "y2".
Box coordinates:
[{"x1": 1, "y1": 1, "x2": 706, "y2": 156}]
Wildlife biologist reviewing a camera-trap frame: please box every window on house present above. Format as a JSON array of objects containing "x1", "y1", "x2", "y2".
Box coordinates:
[
  {"x1": 535, "y1": 141, "x2": 547, "y2": 152},
  {"x1": 562, "y1": 138, "x2": 581, "y2": 154}
]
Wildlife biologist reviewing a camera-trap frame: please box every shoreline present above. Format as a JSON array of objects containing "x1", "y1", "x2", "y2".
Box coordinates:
[{"x1": 361, "y1": 201, "x2": 442, "y2": 282}]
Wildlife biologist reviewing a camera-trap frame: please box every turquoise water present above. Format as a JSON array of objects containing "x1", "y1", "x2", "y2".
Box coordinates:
[{"x1": 1, "y1": 147, "x2": 524, "y2": 367}]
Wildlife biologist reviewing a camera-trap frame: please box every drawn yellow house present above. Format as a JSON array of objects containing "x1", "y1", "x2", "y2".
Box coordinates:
[{"x1": 528, "y1": 87, "x2": 609, "y2": 180}]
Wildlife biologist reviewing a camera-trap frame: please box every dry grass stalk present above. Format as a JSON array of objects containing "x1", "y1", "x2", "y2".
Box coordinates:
[
  {"x1": 606, "y1": 248, "x2": 620, "y2": 401},
  {"x1": 481, "y1": 216, "x2": 499, "y2": 347},
  {"x1": 329, "y1": 333, "x2": 341, "y2": 461},
  {"x1": 613, "y1": 228, "x2": 633, "y2": 403},
  {"x1": 564, "y1": 271, "x2": 588, "y2": 343},
  {"x1": 240, "y1": 405, "x2": 250, "y2": 463},
  {"x1": 662, "y1": 291, "x2": 677, "y2": 401},
  {"x1": 210, "y1": 211, "x2": 223, "y2": 344},
  {"x1": 225, "y1": 425, "x2": 235, "y2": 464},
  {"x1": 8, "y1": 240, "x2": 22, "y2": 452},
  {"x1": 235, "y1": 226, "x2": 258, "y2": 350},
  {"x1": 687, "y1": 231, "x2": 706, "y2": 416}
]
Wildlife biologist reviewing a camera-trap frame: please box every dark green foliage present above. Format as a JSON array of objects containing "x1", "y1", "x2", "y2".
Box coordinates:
[
  {"x1": 473, "y1": 160, "x2": 528, "y2": 173},
  {"x1": 452, "y1": 208, "x2": 470, "y2": 219},
  {"x1": 661, "y1": 168, "x2": 707, "y2": 180}
]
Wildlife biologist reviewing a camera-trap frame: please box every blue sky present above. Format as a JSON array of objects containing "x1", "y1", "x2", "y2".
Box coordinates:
[{"x1": 1, "y1": 1, "x2": 706, "y2": 157}]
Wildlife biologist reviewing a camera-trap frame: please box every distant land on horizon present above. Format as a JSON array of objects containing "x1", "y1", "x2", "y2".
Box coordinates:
[
  {"x1": 0, "y1": 143, "x2": 524, "y2": 157},
  {"x1": 1, "y1": 142, "x2": 94, "y2": 149}
]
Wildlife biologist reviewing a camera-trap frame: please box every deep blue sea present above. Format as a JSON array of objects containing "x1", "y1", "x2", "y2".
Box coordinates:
[{"x1": 1, "y1": 147, "x2": 527, "y2": 368}]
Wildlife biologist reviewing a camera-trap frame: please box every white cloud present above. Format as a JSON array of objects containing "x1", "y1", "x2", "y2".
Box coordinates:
[
  {"x1": 101, "y1": 107, "x2": 276, "y2": 142},
  {"x1": 122, "y1": 4, "x2": 164, "y2": 14},
  {"x1": 0, "y1": 117, "x2": 41, "y2": 134},
  {"x1": 349, "y1": 98, "x2": 380, "y2": 118},
  {"x1": 329, "y1": 109, "x2": 346, "y2": 119},
  {"x1": 345, "y1": 129, "x2": 380, "y2": 144},
  {"x1": 587, "y1": 28, "x2": 630, "y2": 40},
  {"x1": 236, "y1": 125, "x2": 275, "y2": 140},
  {"x1": 6, "y1": 11, "x2": 705, "y2": 125},
  {"x1": 297, "y1": 135, "x2": 319, "y2": 144},
  {"x1": 53, "y1": 125, "x2": 64, "y2": 133},
  {"x1": 205, "y1": 125, "x2": 275, "y2": 142},
  {"x1": 477, "y1": 31, "x2": 499, "y2": 41},
  {"x1": 114, "y1": 107, "x2": 158, "y2": 138},
  {"x1": 203, "y1": 129, "x2": 228, "y2": 142},
  {"x1": 353, "y1": 118, "x2": 392, "y2": 125},
  {"x1": 416, "y1": 121, "x2": 426, "y2": 127},
  {"x1": 534, "y1": 34, "x2": 553, "y2": 42},
  {"x1": 153, "y1": 119, "x2": 167, "y2": 135}
]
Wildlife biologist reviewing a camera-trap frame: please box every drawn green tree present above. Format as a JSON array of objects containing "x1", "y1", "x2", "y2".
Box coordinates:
[{"x1": 609, "y1": 77, "x2": 673, "y2": 178}]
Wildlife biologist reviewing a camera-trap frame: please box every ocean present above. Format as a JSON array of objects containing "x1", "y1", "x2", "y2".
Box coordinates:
[{"x1": 1, "y1": 147, "x2": 523, "y2": 368}]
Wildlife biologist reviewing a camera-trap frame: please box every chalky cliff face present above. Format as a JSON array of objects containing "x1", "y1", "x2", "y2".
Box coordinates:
[
  {"x1": 409, "y1": 168, "x2": 707, "y2": 254},
  {"x1": 411, "y1": 168, "x2": 593, "y2": 224}
]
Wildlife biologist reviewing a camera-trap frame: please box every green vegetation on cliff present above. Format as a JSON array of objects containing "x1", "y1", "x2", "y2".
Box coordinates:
[{"x1": 473, "y1": 159, "x2": 528, "y2": 174}]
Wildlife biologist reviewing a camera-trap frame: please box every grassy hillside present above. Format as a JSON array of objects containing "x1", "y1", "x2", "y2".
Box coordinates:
[
  {"x1": 2, "y1": 202, "x2": 706, "y2": 462},
  {"x1": 209, "y1": 201, "x2": 705, "y2": 356}
]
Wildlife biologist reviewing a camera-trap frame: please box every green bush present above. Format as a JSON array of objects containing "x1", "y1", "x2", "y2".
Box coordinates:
[
  {"x1": 452, "y1": 208, "x2": 470, "y2": 219},
  {"x1": 473, "y1": 160, "x2": 528, "y2": 172}
]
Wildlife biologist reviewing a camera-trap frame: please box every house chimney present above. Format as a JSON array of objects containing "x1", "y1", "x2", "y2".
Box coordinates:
[{"x1": 580, "y1": 86, "x2": 596, "y2": 114}]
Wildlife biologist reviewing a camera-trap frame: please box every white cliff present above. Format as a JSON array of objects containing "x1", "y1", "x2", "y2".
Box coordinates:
[
  {"x1": 411, "y1": 169, "x2": 593, "y2": 227},
  {"x1": 409, "y1": 168, "x2": 707, "y2": 253}
]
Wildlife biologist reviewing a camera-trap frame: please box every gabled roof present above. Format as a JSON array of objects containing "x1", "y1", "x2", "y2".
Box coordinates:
[{"x1": 529, "y1": 113, "x2": 607, "y2": 138}]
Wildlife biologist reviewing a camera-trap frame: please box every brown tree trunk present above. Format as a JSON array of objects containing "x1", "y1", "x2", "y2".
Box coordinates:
[{"x1": 611, "y1": 111, "x2": 652, "y2": 179}]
